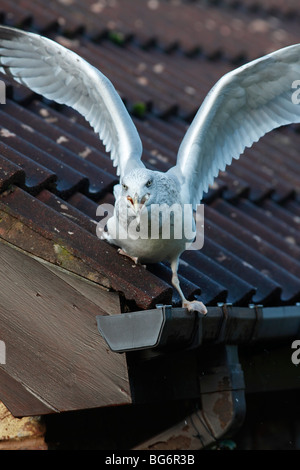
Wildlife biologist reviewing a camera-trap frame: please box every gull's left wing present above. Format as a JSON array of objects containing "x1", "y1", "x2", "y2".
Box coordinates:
[
  {"x1": 0, "y1": 26, "x2": 144, "y2": 178},
  {"x1": 170, "y1": 44, "x2": 300, "y2": 208}
]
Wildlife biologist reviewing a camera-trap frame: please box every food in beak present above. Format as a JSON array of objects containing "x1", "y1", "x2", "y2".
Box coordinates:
[{"x1": 127, "y1": 194, "x2": 149, "y2": 212}]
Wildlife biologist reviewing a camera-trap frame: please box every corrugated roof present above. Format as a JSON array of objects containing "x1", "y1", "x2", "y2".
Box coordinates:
[{"x1": 0, "y1": 0, "x2": 299, "y2": 310}]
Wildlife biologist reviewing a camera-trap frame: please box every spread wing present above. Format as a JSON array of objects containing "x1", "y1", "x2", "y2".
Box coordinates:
[
  {"x1": 172, "y1": 44, "x2": 300, "y2": 208},
  {"x1": 0, "y1": 26, "x2": 144, "y2": 178}
]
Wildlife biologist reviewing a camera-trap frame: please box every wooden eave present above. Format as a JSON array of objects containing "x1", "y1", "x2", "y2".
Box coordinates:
[{"x1": 0, "y1": 238, "x2": 131, "y2": 417}]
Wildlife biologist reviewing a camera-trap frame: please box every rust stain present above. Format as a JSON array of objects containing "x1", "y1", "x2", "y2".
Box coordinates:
[
  {"x1": 148, "y1": 435, "x2": 192, "y2": 450},
  {"x1": 212, "y1": 391, "x2": 232, "y2": 430}
]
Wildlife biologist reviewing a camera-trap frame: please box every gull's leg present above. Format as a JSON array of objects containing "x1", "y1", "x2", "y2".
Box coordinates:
[{"x1": 170, "y1": 258, "x2": 207, "y2": 315}]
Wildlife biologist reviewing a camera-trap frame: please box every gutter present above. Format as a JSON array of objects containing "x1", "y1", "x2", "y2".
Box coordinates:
[
  {"x1": 97, "y1": 303, "x2": 300, "y2": 352},
  {"x1": 97, "y1": 303, "x2": 300, "y2": 450}
]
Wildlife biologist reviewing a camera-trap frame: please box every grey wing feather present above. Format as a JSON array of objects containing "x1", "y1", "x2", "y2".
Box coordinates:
[
  {"x1": 172, "y1": 44, "x2": 300, "y2": 208},
  {"x1": 0, "y1": 26, "x2": 144, "y2": 178}
]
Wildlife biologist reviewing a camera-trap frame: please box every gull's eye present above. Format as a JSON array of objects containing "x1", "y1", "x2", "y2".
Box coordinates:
[
  {"x1": 122, "y1": 183, "x2": 128, "y2": 191},
  {"x1": 145, "y1": 179, "x2": 152, "y2": 188}
]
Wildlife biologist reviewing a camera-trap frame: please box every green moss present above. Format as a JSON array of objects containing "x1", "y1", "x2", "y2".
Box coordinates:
[
  {"x1": 53, "y1": 244, "x2": 76, "y2": 267},
  {"x1": 108, "y1": 30, "x2": 126, "y2": 46},
  {"x1": 132, "y1": 101, "x2": 147, "y2": 118}
]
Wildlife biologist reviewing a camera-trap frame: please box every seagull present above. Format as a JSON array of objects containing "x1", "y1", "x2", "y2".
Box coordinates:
[{"x1": 0, "y1": 26, "x2": 300, "y2": 315}]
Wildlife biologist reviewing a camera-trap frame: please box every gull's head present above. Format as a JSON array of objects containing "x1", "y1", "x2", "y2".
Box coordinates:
[{"x1": 121, "y1": 168, "x2": 157, "y2": 213}]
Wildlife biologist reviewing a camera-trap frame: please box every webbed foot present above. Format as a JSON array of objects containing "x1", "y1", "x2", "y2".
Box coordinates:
[{"x1": 182, "y1": 299, "x2": 207, "y2": 315}]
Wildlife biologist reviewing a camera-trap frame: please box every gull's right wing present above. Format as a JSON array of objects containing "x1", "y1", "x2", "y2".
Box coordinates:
[{"x1": 0, "y1": 26, "x2": 144, "y2": 178}]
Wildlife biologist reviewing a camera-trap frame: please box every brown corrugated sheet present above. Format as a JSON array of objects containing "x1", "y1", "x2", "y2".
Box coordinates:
[{"x1": 0, "y1": 0, "x2": 299, "y2": 312}]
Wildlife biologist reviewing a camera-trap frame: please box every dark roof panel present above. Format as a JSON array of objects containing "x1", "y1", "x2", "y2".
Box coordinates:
[
  {"x1": 2, "y1": 100, "x2": 116, "y2": 198},
  {"x1": 0, "y1": 154, "x2": 25, "y2": 191},
  {"x1": 0, "y1": 141, "x2": 56, "y2": 193}
]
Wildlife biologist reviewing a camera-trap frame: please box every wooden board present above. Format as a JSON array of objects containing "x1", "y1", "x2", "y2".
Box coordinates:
[{"x1": 0, "y1": 241, "x2": 131, "y2": 417}]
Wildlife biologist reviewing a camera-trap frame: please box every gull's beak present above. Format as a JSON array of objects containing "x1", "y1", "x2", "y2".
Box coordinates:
[
  {"x1": 132, "y1": 194, "x2": 140, "y2": 213},
  {"x1": 127, "y1": 193, "x2": 149, "y2": 212}
]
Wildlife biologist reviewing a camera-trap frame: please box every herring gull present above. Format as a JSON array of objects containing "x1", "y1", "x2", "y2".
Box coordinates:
[{"x1": 1, "y1": 26, "x2": 300, "y2": 315}]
